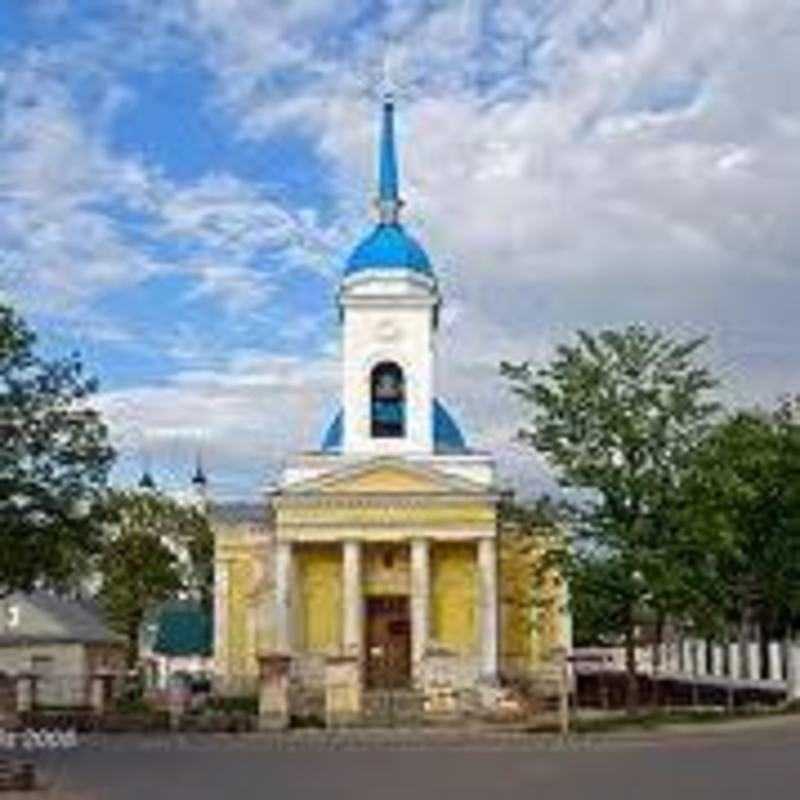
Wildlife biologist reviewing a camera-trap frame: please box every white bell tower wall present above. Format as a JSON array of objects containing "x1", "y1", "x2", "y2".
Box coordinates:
[{"x1": 340, "y1": 268, "x2": 438, "y2": 455}]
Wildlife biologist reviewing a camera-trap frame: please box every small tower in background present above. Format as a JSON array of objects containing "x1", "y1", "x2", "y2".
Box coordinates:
[
  {"x1": 138, "y1": 469, "x2": 156, "y2": 491},
  {"x1": 191, "y1": 452, "x2": 209, "y2": 510}
]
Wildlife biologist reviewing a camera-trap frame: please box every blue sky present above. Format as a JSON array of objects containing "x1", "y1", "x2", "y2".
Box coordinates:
[{"x1": 2, "y1": 1, "x2": 799, "y2": 500}]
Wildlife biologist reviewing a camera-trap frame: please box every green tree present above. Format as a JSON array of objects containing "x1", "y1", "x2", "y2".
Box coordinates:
[
  {"x1": 98, "y1": 490, "x2": 186, "y2": 667},
  {"x1": 685, "y1": 402, "x2": 800, "y2": 646},
  {"x1": 502, "y1": 325, "x2": 720, "y2": 712},
  {"x1": 0, "y1": 304, "x2": 114, "y2": 597},
  {"x1": 179, "y1": 505, "x2": 215, "y2": 612}
]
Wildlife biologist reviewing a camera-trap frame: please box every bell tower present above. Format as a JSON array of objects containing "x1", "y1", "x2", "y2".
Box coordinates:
[{"x1": 339, "y1": 96, "x2": 439, "y2": 456}]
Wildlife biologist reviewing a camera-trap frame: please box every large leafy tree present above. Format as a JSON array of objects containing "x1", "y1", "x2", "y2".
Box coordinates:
[
  {"x1": 0, "y1": 304, "x2": 114, "y2": 597},
  {"x1": 178, "y1": 504, "x2": 215, "y2": 613},
  {"x1": 685, "y1": 402, "x2": 800, "y2": 644},
  {"x1": 97, "y1": 490, "x2": 190, "y2": 667},
  {"x1": 502, "y1": 325, "x2": 720, "y2": 711}
]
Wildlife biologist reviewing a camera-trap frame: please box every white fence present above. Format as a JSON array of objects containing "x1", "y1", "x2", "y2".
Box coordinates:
[{"x1": 572, "y1": 640, "x2": 800, "y2": 699}]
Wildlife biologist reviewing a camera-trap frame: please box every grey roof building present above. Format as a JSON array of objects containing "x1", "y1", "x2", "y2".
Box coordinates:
[
  {"x1": 0, "y1": 592, "x2": 121, "y2": 647},
  {"x1": 0, "y1": 592, "x2": 125, "y2": 707}
]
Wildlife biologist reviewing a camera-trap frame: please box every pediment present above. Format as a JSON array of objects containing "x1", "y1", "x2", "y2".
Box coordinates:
[{"x1": 282, "y1": 457, "x2": 487, "y2": 496}]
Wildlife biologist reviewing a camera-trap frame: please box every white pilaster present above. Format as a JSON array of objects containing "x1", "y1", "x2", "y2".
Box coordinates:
[
  {"x1": 657, "y1": 642, "x2": 668, "y2": 674},
  {"x1": 214, "y1": 559, "x2": 230, "y2": 674},
  {"x1": 747, "y1": 642, "x2": 761, "y2": 681},
  {"x1": 768, "y1": 642, "x2": 783, "y2": 682},
  {"x1": 343, "y1": 540, "x2": 363, "y2": 657},
  {"x1": 681, "y1": 639, "x2": 694, "y2": 675},
  {"x1": 411, "y1": 538, "x2": 430, "y2": 681},
  {"x1": 477, "y1": 537, "x2": 498, "y2": 680},
  {"x1": 695, "y1": 640, "x2": 707, "y2": 677},
  {"x1": 275, "y1": 541, "x2": 293, "y2": 652},
  {"x1": 666, "y1": 641, "x2": 680, "y2": 673},
  {"x1": 788, "y1": 645, "x2": 800, "y2": 700},
  {"x1": 712, "y1": 644, "x2": 725, "y2": 678},
  {"x1": 728, "y1": 642, "x2": 741, "y2": 681}
]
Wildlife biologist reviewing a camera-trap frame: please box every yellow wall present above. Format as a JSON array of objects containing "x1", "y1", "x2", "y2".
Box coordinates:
[
  {"x1": 430, "y1": 543, "x2": 477, "y2": 655},
  {"x1": 296, "y1": 544, "x2": 342, "y2": 653},
  {"x1": 499, "y1": 528, "x2": 567, "y2": 675},
  {"x1": 227, "y1": 558, "x2": 255, "y2": 676},
  {"x1": 362, "y1": 544, "x2": 410, "y2": 596}
]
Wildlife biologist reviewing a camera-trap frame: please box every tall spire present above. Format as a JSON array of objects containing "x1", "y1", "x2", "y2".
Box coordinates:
[{"x1": 377, "y1": 94, "x2": 402, "y2": 224}]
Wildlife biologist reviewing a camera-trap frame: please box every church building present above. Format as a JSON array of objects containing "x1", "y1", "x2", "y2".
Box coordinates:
[{"x1": 213, "y1": 96, "x2": 570, "y2": 694}]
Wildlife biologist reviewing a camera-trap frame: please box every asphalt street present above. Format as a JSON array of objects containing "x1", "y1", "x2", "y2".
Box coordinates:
[{"x1": 27, "y1": 717, "x2": 800, "y2": 800}]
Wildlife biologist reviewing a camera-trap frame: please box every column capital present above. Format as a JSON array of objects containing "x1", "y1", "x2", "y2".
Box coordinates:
[{"x1": 410, "y1": 536, "x2": 430, "y2": 547}]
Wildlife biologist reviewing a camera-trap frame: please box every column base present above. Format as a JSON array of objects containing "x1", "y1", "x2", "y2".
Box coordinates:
[{"x1": 325, "y1": 655, "x2": 362, "y2": 729}]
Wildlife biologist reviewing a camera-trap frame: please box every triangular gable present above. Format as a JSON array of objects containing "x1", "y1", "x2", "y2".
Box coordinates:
[{"x1": 283, "y1": 457, "x2": 488, "y2": 496}]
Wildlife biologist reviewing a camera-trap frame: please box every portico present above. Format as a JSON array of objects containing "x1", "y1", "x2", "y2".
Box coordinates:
[{"x1": 271, "y1": 458, "x2": 500, "y2": 688}]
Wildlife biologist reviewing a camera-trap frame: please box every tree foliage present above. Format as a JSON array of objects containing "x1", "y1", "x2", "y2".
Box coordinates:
[
  {"x1": 97, "y1": 490, "x2": 211, "y2": 667},
  {"x1": 502, "y1": 325, "x2": 720, "y2": 709},
  {"x1": 0, "y1": 304, "x2": 114, "y2": 596},
  {"x1": 684, "y1": 400, "x2": 800, "y2": 638}
]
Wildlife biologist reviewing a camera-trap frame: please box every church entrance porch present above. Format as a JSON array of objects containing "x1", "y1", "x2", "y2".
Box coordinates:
[{"x1": 365, "y1": 596, "x2": 411, "y2": 689}]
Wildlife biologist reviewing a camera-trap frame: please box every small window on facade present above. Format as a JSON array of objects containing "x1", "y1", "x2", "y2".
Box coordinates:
[
  {"x1": 6, "y1": 605, "x2": 19, "y2": 628},
  {"x1": 370, "y1": 362, "x2": 405, "y2": 438}
]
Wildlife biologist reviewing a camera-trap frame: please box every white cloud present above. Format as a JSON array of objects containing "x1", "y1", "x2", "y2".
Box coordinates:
[
  {"x1": 0, "y1": 56, "x2": 342, "y2": 320},
  {"x1": 6, "y1": 0, "x2": 800, "y2": 498},
  {"x1": 97, "y1": 347, "x2": 340, "y2": 500}
]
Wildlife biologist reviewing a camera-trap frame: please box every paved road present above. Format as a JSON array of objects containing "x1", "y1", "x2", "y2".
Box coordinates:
[{"x1": 28, "y1": 718, "x2": 800, "y2": 800}]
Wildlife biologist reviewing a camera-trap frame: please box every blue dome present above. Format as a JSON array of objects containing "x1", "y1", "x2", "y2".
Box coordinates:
[
  {"x1": 321, "y1": 410, "x2": 343, "y2": 451},
  {"x1": 321, "y1": 400, "x2": 467, "y2": 453},
  {"x1": 433, "y1": 400, "x2": 467, "y2": 453},
  {"x1": 346, "y1": 223, "x2": 432, "y2": 275}
]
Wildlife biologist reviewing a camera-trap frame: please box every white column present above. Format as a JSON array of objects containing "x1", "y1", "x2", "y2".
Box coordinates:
[
  {"x1": 747, "y1": 642, "x2": 761, "y2": 682},
  {"x1": 681, "y1": 639, "x2": 694, "y2": 675},
  {"x1": 275, "y1": 540, "x2": 293, "y2": 652},
  {"x1": 214, "y1": 558, "x2": 230, "y2": 674},
  {"x1": 695, "y1": 640, "x2": 707, "y2": 677},
  {"x1": 477, "y1": 537, "x2": 498, "y2": 681},
  {"x1": 666, "y1": 642, "x2": 680, "y2": 673},
  {"x1": 657, "y1": 642, "x2": 668, "y2": 674},
  {"x1": 343, "y1": 539, "x2": 362, "y2": 658},
  {"x1": 787, "y1": 645, "x2": 800, "y2": 701},
  {"x1": 728, "y1": 642, "x2": 741, "y2": 681},
  {"x1": 768, "y1": 642, "x2": 783, "y2": 682},
  {"x1": 411, "y1": 538, "x2": 430, "y2": 681},
  {"x1": 712, "y1": 644, "x2": 725, "y2": 678}
]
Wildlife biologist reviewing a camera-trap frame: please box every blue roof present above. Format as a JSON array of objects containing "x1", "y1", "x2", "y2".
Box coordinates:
[
  {"x1": 346, "y1": 223, "x2": 432, "y2": 274},
  {"x1": 344, "y1": 98, "x2": 434, "y2": 276},
  {"x1": 321, "y1": 409, "x2": 343, "y2": 450},
  {"x1": 152, "y1": 601, "x2": 212, "y2": 657},
  {"x1": 433, "y1": 400, "x2": 468, "y2": 453},
  {"x1": 321, "y1": 399, "x2": 467, "y2": 453},
  {"x1": 379, "y1": 98, "x2": 399, "y2": 203}
]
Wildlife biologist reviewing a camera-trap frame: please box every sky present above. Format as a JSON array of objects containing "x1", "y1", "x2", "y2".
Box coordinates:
[{"x1": 1, "y1": 0, "x2": 799, "y2": 501}]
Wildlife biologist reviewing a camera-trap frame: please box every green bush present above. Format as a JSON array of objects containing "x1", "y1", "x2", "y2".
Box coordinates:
[{"x1": 206, "y1": 695, "x2": 258, "y2": 715}]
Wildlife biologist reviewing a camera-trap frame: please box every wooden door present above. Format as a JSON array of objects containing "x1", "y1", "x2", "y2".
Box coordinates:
[{"x1": 365, "y1": 596, "x2": 411, "y2": 689}]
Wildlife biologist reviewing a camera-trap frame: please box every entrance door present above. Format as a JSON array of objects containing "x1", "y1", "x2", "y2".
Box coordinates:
[{"x1": 365, "y1": 596, "x2": 411, "y2": 689}]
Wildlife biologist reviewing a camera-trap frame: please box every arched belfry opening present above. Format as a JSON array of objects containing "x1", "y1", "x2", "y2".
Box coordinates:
[{"x1": 370, "y1": 361, "x2": 405, "y2": 438}]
